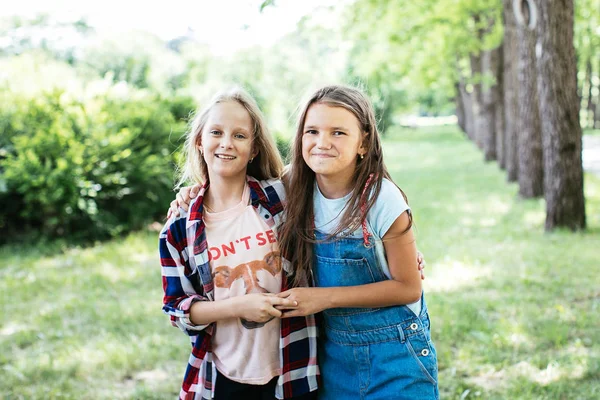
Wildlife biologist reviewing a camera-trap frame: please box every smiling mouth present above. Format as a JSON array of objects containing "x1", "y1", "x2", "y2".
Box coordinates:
[
  {"x1": 312, "y1": 153, "x2": 335, "y2": 158},
  {"x1": 215, "y1": 154, "x2": 236, "y2": 160}
]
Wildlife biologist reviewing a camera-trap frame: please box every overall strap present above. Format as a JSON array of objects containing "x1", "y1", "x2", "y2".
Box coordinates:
[{"x1": 360, "y1": 174, "x2": 375, "y2": 247}]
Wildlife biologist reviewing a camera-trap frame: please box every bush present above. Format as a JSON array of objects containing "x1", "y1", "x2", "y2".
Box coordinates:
[
  {"x1": 274, "y1": 133, "x2": 292, "y2": 164},
  {"x1": 0, "y1": 91, "x2": 192, "y2": 243}
]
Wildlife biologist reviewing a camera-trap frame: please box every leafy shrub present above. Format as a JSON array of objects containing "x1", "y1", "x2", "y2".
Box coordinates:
[{"x1": 0, "y1": 91, "x2": 192, "y2": 243}]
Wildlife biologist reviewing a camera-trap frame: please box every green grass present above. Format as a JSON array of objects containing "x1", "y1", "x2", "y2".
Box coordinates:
[
  {"x1": 1, "y1": 125, "x2": 599, "y2": 399},
  {"x1": 387, "y1": 126, "x2": 600, "y2": 399},
  {"x1": 584, "y1": 128, "x2": 600, "y2": 136}
]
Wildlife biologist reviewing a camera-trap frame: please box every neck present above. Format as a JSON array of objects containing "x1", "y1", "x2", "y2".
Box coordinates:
[
  {"x1": 205, "y1": 174, "x2": 247, "y2": 212},
  {"x1": 315, "y1": 172, "x2": 354, "y2": 199}
]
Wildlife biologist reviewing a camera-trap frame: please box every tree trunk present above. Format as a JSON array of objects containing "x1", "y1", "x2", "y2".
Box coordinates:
[
  {"x1": 516, "y1": 1, "x2": 543, "y2": 198},
  {"x1": 536, "y1": 0, "x2": 586, "y2": 231},
  {"x1": 471, "y1": 52, "x2": 484, "y2": 148},
  {"x1": 585, "y1": 57, "x2": 594, "y2": 129},
  {"x1": 481, "y1": 46, "x2": 501, "y2": 161},
  {"x1": 455, "y1": 82, "x2": 467, "y2": 133},
  {"x1": 596, "y1": 57, "x2": 600, "y2": 128},
  {"x1": 459, "y1": 74, "x2": 475, "y2": 139},
  {"x1": 595, "y1": 57, "x2": 600, "y2": 128},
  {"x1": 496, "y1": 43, "x2": 506, "y2": 168},
  {"x1": 503, "y1": 0, "x2": 519, "y2": 180}
]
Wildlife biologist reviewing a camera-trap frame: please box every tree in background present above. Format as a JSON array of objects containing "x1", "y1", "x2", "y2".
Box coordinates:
[
  {"x1": 501, "y1": 0, "x2": 519, "y2": 181},
  {"x1": 515, "y1": 0, "x2": 543, "y2": 198},
  {"x1": 536, "y1": 0, "x2": 586, "y2": 231}
]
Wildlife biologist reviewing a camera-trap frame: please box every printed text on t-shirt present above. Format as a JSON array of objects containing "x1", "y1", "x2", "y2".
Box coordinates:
[{"x1": 209, "y1": 229, "x2": 277, "y2": 261}]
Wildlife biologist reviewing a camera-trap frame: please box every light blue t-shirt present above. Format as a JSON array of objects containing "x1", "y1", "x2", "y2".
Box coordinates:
[
  {"x1": 313, "y1": 178, "x2": 410, "y2": 241},
  {"x1": 313, "y1": 178, "x2": 421, "y2": 315}
]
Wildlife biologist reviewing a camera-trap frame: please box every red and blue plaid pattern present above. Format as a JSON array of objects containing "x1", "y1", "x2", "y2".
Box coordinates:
[{"x1": 159, "y1": 176, "x2": 319, "y2": 399}]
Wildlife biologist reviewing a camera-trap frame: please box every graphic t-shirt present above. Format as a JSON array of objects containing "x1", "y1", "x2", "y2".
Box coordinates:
[{"x1": 203, "y1": 183, "x2": 282, "y2": 384}]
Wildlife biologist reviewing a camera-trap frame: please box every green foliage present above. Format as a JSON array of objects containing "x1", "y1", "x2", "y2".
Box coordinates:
[
  {"x1": 0, "y1": 91, "x2": 192, "y2": 242},
  {"x1": 274, "y1": 134, "x2": 291, "y2": 163}
]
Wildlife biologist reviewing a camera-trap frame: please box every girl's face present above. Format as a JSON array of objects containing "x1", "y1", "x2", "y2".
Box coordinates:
[
  {"x1": 199, "y1": 101, "x2": 256, "y2": 182},
  {"x1": 302, "y1": 103, "x2": 366, "y2": 184}
]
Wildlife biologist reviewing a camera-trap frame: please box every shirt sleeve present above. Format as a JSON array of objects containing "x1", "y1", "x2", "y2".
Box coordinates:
[
  {"x1": 369, "y1": 179, "x2": 411, "y2": 239},
  {"x1": 159, "y1": 214, "x2": 211, "y2": 335}
]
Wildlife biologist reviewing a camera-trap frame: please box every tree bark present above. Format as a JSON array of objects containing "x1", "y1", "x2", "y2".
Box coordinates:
[
  {"x1": 455, "y1": 82, "x2": 467, "y2": 133},
  {"x1": 502, "y1": 0, "x2": 519, "y2": 180},
  {"x1": 471, "y1": 51, "x2": 484, "y2": 148},
  {"x1": 536, "y1": 0, "x2": 586, "y2": 231},
  {"x1": 496, "y1": 43, "x2": 506, "y2": 168},
  {"x1": 516, "y1": 1, "x2": 543, "y2": 198},
  {"x1": 481, "y1": 46, "x2": 501, "y2": 161},
  {"x1": 459, "y1": 74, "x2": 475, "y2": 140},
  {"x1": 585, "y1": 57, "x2": 599, "y2": 129}
]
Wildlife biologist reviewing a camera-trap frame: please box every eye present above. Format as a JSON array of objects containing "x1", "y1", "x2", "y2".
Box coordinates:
[
  {"x1": 304, "y1": 129, "x2": 318, "y2": 135},
  {"x1": 234, "y1": 133, "x2": 247, "y2": 139},
  {"x1": 210, "y1": 130, "x2": 221, "y2": 136},
  {"x1": 333, "y1": 131, "x2": 347, "y2": 136}
]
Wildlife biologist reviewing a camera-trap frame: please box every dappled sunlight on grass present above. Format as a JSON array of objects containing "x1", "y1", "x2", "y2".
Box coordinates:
[
  {"x1": 468, "y1": 359, "x2": 588, "y2": 391},
  {"x1": 522, "y1": 209, "x2": 545, "y2": 229},
  {"x1": 426, "y1": 259, "x2": 492, "y2": 293},
  {"x1": 0, "y1": 321, "x2": 27, "y2": 337}
]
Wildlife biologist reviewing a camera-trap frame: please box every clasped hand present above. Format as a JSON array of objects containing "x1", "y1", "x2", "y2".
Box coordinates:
[
  {"x1": 237, "y1": 293, "x2": 299, "y2": 323},
  {"x1": 275, "y1": 288, "x2": 328, "y2": 318}
]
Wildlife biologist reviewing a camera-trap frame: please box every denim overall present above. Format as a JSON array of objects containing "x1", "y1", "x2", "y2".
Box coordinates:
[{"x1": 313, "y1": 229, "x2": 439, "y2": 400}]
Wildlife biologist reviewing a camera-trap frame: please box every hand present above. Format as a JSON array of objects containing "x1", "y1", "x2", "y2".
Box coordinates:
[
  {"x1": 417, "y1": 251, "x2": 426, "y2": 280},
  {"x1": 276, "y1": 288, "x2": 329, "y2": 318},
  {"x1": 167, "y1": 184, "x2": 201, "y2": 219},
  {"x1": 235, "y1": 293, "x2": 298, "y2": 323}
]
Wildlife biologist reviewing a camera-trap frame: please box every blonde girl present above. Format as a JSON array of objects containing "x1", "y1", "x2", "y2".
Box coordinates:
[{"x1": 159, "y1": 88, "x2": 319, "y2": 400}]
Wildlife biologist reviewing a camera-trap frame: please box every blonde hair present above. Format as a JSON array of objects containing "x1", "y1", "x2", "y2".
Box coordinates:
[{"x1": 177, "y1": 87, "x2": 283, "y2": 187}]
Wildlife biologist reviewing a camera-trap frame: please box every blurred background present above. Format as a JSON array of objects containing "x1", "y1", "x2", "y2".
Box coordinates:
[{"x1": 1, "y1": 0, "x2": 598, "y2": 399}]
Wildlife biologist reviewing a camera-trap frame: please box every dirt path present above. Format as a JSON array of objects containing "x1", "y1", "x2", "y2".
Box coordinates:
[{"x1": 583, "y1": 135, "x2": 600, "y2": 177}]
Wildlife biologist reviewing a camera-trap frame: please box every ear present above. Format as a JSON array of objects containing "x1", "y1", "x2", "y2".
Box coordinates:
[{"x1": 358, "y1": 132, "x2": 368, "y2": 158}]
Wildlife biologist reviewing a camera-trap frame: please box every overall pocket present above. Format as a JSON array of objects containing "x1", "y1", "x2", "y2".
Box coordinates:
[
  {"x1": 315, "y1": 255, "x2": 380, "y2": 316},
  {"x1": 402, "y1": 323, "x2": 438, "y2": 385}
]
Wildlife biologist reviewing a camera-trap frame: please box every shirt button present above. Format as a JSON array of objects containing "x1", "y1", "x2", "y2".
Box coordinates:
[
  {"x1": 410, "y1": 323, "x2": 418, "y2": 330},
  {"x1": 421, "y1": 349, "x2": 430, "y2": 357},
  {"x1": 264, "y1": 214, "x2": 269, "y2": 219}
]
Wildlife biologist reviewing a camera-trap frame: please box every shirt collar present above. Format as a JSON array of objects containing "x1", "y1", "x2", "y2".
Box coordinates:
[{"x1": 186, "y1": 175, "x2": 270, "y2": 228}]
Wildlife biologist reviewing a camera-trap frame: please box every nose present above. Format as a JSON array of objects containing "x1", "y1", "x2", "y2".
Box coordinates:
[
  {"x1": 220, "y1": 133, "x2": 233, "y2": 148},
  {"x1": 316, "y1": 133, "x2": 331, "y2": 149}
]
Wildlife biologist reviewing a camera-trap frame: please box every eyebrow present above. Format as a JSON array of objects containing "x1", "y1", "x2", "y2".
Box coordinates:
[
  {"x1": 207, "y1": 124, "x2": 250, "y2": 133},
  {"x1": 304, "y1": 125, "x2": 350, "y2": 131}
]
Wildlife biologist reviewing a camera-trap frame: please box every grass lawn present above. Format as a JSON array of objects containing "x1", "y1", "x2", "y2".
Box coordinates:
[
  {"x1": 1, "y1": 126, "x2": 599, "y2": 399},
  {"x1": 584, "y1": 128, "x2": 600, "y2": 136}
]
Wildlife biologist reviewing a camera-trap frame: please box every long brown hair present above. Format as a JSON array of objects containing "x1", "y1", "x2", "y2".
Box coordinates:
[
  {"x1": 177, "y1": 87, "x2": 283, "y2": 187},
  {"x1": 279, "y1": 85, "x2": 412, "y2": 287}
]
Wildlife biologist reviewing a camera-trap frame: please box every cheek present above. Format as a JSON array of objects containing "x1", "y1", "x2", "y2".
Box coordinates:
[{"x1": 301, "y1": 136, "x2": 312, "y2": 155}]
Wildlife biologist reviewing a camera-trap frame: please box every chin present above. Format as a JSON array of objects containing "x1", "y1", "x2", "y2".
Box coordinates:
[{"x1": 211, "y1": 167, "x2": 247, "y2": 179}]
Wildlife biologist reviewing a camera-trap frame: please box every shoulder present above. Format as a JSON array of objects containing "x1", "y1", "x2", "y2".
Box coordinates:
[
  {"x1": 374, "y1": 178, "x2": 409, "y2": 210},
  {"x1": 367, "y1": 178, "x2": 411, "y2": 238},
  {"x1": 254, "y1": 177, "x2": 287, "y2": 203}
]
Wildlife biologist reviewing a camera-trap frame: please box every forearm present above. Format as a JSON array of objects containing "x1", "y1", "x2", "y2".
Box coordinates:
[
  {"x1": 324, "y1": 280, "x2": 422, "y2": 309},
  {"x1": 189, "y1": 297, "x2": 240, "y2": 326}
]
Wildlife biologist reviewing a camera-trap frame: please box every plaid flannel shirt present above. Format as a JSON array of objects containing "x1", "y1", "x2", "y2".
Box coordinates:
[{"x1": 159, "y1": 176, "x2": 319, "y2": 400}]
